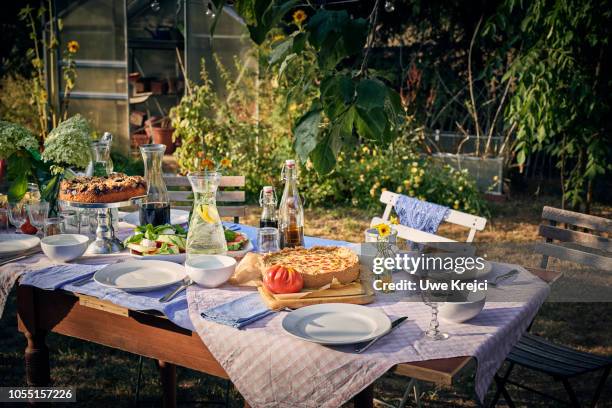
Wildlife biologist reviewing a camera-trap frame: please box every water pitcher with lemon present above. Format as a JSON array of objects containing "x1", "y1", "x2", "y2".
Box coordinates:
[{"x1": 186, "y1": 171, "x2": 227, "y2": 257}]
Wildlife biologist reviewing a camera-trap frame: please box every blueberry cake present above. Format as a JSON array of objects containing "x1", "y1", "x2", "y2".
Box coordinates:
[{"x1": 59, "y1": 173, "x2": 147, "y2": 203}]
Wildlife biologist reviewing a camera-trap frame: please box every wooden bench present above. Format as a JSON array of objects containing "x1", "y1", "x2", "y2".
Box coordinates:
[{"x1": 163, "y1": 175, "x2": 247, "y2": 224}]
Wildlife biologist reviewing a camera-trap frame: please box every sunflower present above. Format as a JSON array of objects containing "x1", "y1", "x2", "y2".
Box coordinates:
[
  {"x1": 220, "y1": 158, "x2": 231, "y2": 168},
  {"x1": 201, "y1": 159, "x2": 214, "y2": 170},
  {"x1": 389, "y1": 215, "x2": 399, "y2": 225},
  {"x1": 67, "y1": 40, "x2": 79, "y2": 54},
  {"x1": 292, "y1": 9, "x2": 307, "y2": 26},
  {"x1": 375, "y1": 223, "x2": 391, "y2": 238}
]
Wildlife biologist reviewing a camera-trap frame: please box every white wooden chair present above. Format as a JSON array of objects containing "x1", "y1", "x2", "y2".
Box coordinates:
[
  {"x1": 371, "y1": 191, "x2": 487, "y2": 243},
  {"x1": 371, "y1": 191, "x2": 487, "y2": 408}
]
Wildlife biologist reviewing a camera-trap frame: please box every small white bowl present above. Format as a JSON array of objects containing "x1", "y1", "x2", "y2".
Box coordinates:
[
  {"x1": 185, "y1": 255, "x2": 236, "y2": 288},
  {"x1": 439, "y1": 291, "x2": 486, "y2": 323},
  {"x1": 41, "y1": 234, "x2": 89, "y2": 262}
]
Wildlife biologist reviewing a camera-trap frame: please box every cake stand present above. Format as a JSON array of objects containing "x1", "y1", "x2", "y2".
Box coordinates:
[{"x1": 59, "y1": 196, "x2": 144, "y2": 255}]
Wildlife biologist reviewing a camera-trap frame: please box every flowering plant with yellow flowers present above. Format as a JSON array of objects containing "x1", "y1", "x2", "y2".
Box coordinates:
[
  {"x1": 18, "y1": 2, "x2": 80, "y2": 139},
  {"x1": 194, "y1": 152, "x2": 231, "y2": 174},
  {"x1": 369, "y1": 222, "x2": 397, "y2": 292}
]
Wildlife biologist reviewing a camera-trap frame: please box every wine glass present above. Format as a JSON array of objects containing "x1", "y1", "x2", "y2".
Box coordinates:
[
  {"x1": 26, "y1": 201, "x2": 50, "y2": 236},
  {"x1": 8, "y1": 202, "x2": 28, "y2": 231},
  {"x1": 419, "y1": 278, "x2": 450, "y2": 340}
]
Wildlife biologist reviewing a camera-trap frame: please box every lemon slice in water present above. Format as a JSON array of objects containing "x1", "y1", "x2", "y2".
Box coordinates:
[{"x1": 198, "y1": 204, "x2": 220, "y2": 224}]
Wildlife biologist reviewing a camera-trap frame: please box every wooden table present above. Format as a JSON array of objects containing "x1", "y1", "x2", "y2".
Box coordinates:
[
  {"x1": 16, "y1": 285, "x2": 476, "y2": 407},
  {"x1": 18, "y1": 265, "x2": 560, "y2": 407}
]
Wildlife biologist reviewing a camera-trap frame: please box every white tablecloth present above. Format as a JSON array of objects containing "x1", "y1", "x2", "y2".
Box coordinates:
[{"x1": 187, "y1": 264, "x2": 549, "y2": 407}]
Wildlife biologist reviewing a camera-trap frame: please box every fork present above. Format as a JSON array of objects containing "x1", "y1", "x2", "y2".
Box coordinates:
[
  {"x1": 489, "y1": 269, "x2": 519, "y2": 287},
  {"x1": 159, "y1": 277, "x2": 193, "y2": 303}
]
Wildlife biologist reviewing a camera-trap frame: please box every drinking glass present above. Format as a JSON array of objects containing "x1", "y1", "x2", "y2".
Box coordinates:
[
  {"x1": 24, "y1": 183, "x2": 41, "y2": 203},
  {"x1": 44, "y1": 217, "x2": 65, "y2": 237},
  {"x1": 0, "y1": 208, "x2": 9, "y2": 233},
  {"x1": 420, "y1": 280, "x2": 449, "y2": 340},
  {"x1": 8, "y1": 202, "x2": 28, "y2": 230},
  {"x1": 257, "y1": 227, "x2": 280, "y2": 254},
  {"x1": 27, "y1": 201, "x2": 50, "y2": 235}
]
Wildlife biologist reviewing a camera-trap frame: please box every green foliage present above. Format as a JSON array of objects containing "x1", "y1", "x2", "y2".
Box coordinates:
[
  {"x1": 486, "y1": 0, "x2": 611, "y2": 209},
  {"x1": 111, "y1": 151, "x2": 144, "y2": 176},
  {"x1": 228, "y1": 1, "x2": 405, "y2": 175},
  {"x1": 169, "y1": 55, "x2": 485, "y2": 215},
  {"x1": 0, "y1": 75, "x2": 39, "y2": 132},
  {"x1": 42, "y1": 114, "x2": 92, "y2": 169},
  {"x1": 0, "y1": 120, "x2": 39, "y2": 160}
]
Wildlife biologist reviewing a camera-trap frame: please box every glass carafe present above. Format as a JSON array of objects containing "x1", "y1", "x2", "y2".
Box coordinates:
[
  {"x1": 86, "y1": 140, "x2": 113, "y2": 177},
  {"x1": 139, "y1": 144, "x2": 170, "y2": 226},
  {"x1": 186, "y1": 171, "x2": 227, "y2": 257}
]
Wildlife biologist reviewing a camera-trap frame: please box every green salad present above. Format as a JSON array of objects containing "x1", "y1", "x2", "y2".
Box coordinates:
[{"x1": 124, "y1": 224, "x2": 187, "y2": 256}]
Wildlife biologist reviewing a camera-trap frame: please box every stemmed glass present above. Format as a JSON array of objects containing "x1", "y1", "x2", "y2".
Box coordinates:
[
  {"x1": 419, "y1": 277, "x2": 450, "y2": 341},
  {"x1": 8, "y1": 202, "x2": 28, "y2": 231},
  {"x1": 26, "y1": 201, "x2": 50, "y2": 236}
]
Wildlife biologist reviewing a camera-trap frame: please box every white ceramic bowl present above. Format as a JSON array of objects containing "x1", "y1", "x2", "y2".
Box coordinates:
[
  {"x1": 185, "y1": 255, "x2": 236, "y2": 288},
  {"x1": 41, "y1": 234, "x2": 89, "y2": 262},
  {"x1": 439, "y1": 291, "x2": 486, "y2": 323}
]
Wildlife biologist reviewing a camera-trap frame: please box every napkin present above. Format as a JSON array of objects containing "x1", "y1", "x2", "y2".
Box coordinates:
[
  {"x1": 394, "y1": 194, "x2": 449, "y2": 234},
  {"x1": 200, "y1": 293, "x2": 275, "y2": 329},
  {"x1": 20, "y1": 263, "x2": 108, "y2": 290}
]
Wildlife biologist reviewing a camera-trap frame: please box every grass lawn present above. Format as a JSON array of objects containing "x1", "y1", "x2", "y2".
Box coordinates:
[{"x1": 1, "y1": 195, "x2": 610, "y2": 407}]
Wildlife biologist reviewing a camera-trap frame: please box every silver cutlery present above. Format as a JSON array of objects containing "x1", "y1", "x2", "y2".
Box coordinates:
[
  {"x1": 0, "y1": 248, "x2": 42, "y2": 267},
  {"x1": 489, "y1": 269, "x2": 519, "y2": 287},
  {"x1": 71, "y1": 274, "x2": 95, "y2": 287},
  {"x1": 159, "y1": 277, "x2": 193, "y2": 303},
  {"x1": 355, "y1": 316, "x2": 408, "y2": 353}
]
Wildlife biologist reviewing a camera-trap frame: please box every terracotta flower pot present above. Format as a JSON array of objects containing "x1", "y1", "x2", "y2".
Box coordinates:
[
  {"x1": 131, "y1": 132, "x2": 151, "y2": 149},
  {"x1": 151, "y1": 127, "x2": 175, "y2": 154}
]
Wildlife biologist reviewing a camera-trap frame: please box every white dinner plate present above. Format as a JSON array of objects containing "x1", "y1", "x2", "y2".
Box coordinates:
[
  {"x1": 122, "y1": 209, "x2": 190, "y2": 226},
  {"x1": 94, "y1": 260, "x2": 186, "y2": 292},
  {"x1": 0, "y1": 234, "x2": 41, "y2": 258},
  {"x1": 282, "y1": 303, "x2": 391, "y2": 345}
]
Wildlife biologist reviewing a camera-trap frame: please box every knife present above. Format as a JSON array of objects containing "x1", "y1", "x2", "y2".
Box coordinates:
[
  {"x1": 355, "y1": 316, "x2": 408, "y2": 353},
  {"x1": 0, "y1": 248, "x2": 42, "y2": 267}
]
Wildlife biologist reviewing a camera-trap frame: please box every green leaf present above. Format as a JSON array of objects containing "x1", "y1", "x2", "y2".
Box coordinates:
[
  {"x1": 8, "y1": 174, "x2": 28, "y2": 202},
  {"x1": 356, "y1": 79, "x2": 388, "y2": 110},
  {"x1": 247, "y1": 0, "x2": 300, "y2": 45},
  {"x1": 310, "y1": 134, "x2": 336, "y2": 174},
  {"x1": 320, "y1": 74, "x2": 355, "y2": 117},
  {"x1": 269, "y1": 37, "x2": 294, "y2": 65},
  {"x1": 293, "y1": 108, "x2": 322, "y2": 162},
  {"x1": 329, "y1": 107, "x2": 355, "y2": 155},
  {"x1": 355, "y1": 107, "x2": 387, "y2": 142},
  {"x1": 516, "y1": 150, "x2": 526, "y2": 164}
]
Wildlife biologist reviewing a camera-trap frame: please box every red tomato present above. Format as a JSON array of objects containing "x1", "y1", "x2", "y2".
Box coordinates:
[
  {"x1": 263, "y1": 265, "x2": 304, "y2": 294},
  {"x1": 20, "y1": 219, "x2": 38, "y2": 235}
]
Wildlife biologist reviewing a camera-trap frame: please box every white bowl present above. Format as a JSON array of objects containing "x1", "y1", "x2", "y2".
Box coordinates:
[
  {"x1": 185, "y1": 255, "x2": 236, "y2": 288},
  {"x1": 41, "y1": 234, "x2": 89, "y2": 262},
  {"x1": 439, "y1": 291, "x2": 486, "y2": 323}
]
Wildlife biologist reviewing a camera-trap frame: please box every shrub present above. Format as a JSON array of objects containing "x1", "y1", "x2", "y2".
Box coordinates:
[{"x1": 170, "y1": 55, "x2": 487, "y2": 216}]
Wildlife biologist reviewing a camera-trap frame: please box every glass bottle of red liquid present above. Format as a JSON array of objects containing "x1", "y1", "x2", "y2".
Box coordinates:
[
  {"x1": 139, "y1": 144, "x2": 170, "y2": 226},
  {"x1": 259, "y1": 186, "x2": 278, "y2": 228},
  {"x1": 278, "y1": 160, "x2": 304, "y2": 248}
]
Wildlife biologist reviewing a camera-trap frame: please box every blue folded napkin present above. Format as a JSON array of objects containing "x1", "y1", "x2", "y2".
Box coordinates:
[
  {"x1": 20, "y1": 264, "x2": 108, "y2": 290},
  {"x1": 394, "y1": 195, "x2": 450, "y2": 234},
  {"x1": 200, "y1": 293, "x2": 275, "y2": 329}
]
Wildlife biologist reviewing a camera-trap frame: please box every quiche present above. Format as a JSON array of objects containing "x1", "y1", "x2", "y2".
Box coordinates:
[
  {"x1": 59, "y1": 173, "x2": 146, "y2": 203},
  {"x1": 262, "y1": 246, "x2": 360, "y2": 288}
]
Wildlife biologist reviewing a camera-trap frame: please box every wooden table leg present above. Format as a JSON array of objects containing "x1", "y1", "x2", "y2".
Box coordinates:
[
  {"x1": 158, "y1": 360, "x2": 176, "y2": 408},
  {"x1": 352, "y1": 384, "x2": 374, "y2": 408},
  {"x1": 24, "y1": 330, "x2": 50, "y2": 387}
]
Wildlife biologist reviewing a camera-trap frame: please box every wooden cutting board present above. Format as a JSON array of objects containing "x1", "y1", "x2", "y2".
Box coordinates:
[{"x1": 258, "y1": 280, "x2": 375, "y2": 310}]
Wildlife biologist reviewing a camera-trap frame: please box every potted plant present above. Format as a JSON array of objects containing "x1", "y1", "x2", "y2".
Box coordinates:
[{"x1": 145, "y1": 117, "x2": 175, "y2": 154}]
